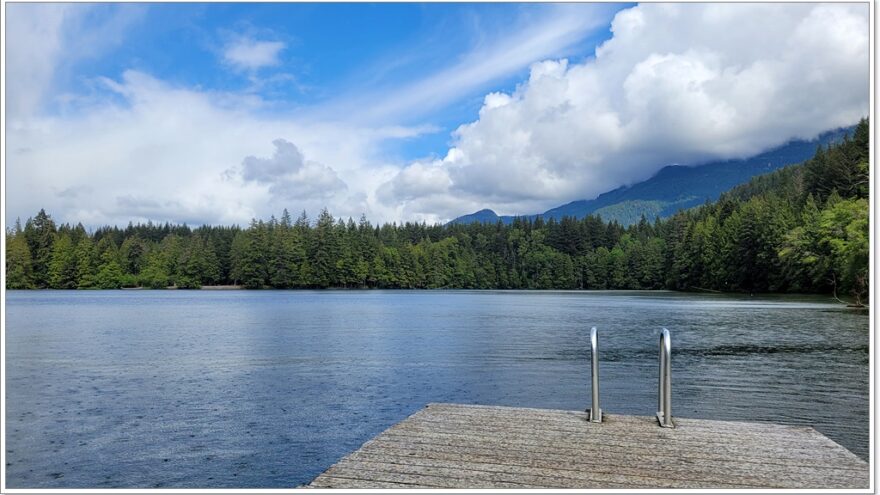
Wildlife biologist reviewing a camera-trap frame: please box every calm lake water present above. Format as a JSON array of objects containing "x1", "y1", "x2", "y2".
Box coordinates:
[{"x1": 4, "y1": 290, "x2": 870, "y2": 488}]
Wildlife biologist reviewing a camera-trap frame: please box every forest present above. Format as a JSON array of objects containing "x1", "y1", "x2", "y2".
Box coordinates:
[{"x1": 5, "y1": 119, "x2": 869, "y2": 302}]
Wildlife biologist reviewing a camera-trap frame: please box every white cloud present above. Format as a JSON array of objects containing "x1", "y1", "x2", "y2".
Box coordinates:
[
  {"x1": 6, "y1": 70, "x2": 414, "y2": 227},
  {"x1": 233, "y1": 138, "x2": 347, "y2": 200},
  {"x1": 315, "y1": 4, "x2": 619, "y2": 124},
  {"x1": 5, "y1": 4, "x2": 619, "y2": 227},
  {"x1": 380, "y1": 3, "x2": 870, "y2": 221},
  {"x1": 240, "y1": 139, "x2": 306, "y2": 182},
  {"x1": 5, "y1": 4, "x2": 870, "y2": 228},
  {"x1": 5, "y1": 4, "x2": 71, "y2": 119},
  {"x1": 223, "y1": 37, "x2": 286, "y2": 71},
  {"x1": 5, "y1": 4, "x2": 145, "y2": 121}
]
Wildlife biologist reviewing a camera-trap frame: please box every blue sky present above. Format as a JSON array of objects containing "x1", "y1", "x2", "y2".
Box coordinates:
[
  {"x1": 5, "y1": 3, "x2": 870, "y2": 227},
  {"x1": 48, "y1": 3, "x2": 624, "y2": 161}
]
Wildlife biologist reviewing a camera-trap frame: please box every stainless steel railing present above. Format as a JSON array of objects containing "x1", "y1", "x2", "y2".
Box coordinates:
[
  {"x1": 587, "y1": 326, "x2": 672, "y2": 427},
  {"x1": 656, "y1": 328, "x2": 674, "y2": 428},
  {"x1": 588, "y1": 326, "x2": 602, "y2": 423}
]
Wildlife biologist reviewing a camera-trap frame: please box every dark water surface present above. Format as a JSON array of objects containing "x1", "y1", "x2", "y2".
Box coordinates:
[{"x1": 5, "y1": 290, "x2": 869, "y2": 487}]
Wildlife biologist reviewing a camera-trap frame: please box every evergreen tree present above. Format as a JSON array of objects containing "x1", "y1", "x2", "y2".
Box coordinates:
[
  {"x1": 93, "y1": 249, "x2": 124, "y2": 289},
  {"x1": 120, "y1": 236, "x2": 147, "y2": 276},
  {"x1": 309, "y1": 209, "x2": 340, "y2": 288},
  {"x1": 74, "y1": 237, "x2": 98, "y2": 288},
  {"x1": 48, "y1": 233, "x2": 78, "y2": 288},
  {"x1": 231, "y1": 221, "x2": 269, "y2": 288},
  {"x1": 6, "y1": 229, "x2": 34, "y2": 289},
  {"x1": 23, "y1": 209, "x2": 56, "y2": 288},
  {"x1": 139, "y1": 250, "x2": 171, "y2": 289}
]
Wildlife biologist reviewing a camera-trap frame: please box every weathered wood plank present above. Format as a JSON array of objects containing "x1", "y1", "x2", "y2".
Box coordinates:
[
  {"x1": 351, "y1": 443, "x2": 863, "y2": 487},
  {"x1": 421, "y1": 403, "x2": 841, "y2": 438},
  {"x1": 343, "y1": 451, "x2": 769, "y2": 488},
  {"x1": 414, "y1": 405, "x2": 860, "y2": 452},
  {"x1": 323, "y1": 459, "x2": 741, "y2": 489},
  {"x1": 309, "y1": 477, "x2": 434, "y2": 489},
  {"x1": 370, "y1": 432, "x2": 868, "y2": 471},
  {"x1": 320, "y1": 466, "x2": 539, "y2": 488},
  {"x1": 308, "y1": 403, "x2": 868, "y2": 489},
  {"x1": 382, "y1": 424, "x2": 861, "y2": 465},
  {"x1": 421, "y1": 403, "x2": 838, "y2": 438},
  {"x1": 391, "y1": 414, "x2": 845, "y2": 451}
]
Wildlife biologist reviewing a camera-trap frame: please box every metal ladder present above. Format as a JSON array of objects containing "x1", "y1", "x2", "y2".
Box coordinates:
[
  {"x1": 587, "y1": 327, "x2": 602, "y2": 422},
  {"x1": 588, "y1": 327, "x2": 674, "y2": 428}
]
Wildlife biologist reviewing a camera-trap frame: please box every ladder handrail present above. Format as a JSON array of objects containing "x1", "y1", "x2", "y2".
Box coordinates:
[
  {"x1": 589, "y1": 326, "x2": 602, "y2": 423},
  {"x1": 657, "y1": 328, "x2": 674, "y2": 428}
]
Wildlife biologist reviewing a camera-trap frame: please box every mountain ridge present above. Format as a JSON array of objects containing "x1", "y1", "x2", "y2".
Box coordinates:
[{"x1": 450, "y1": 125, "x2": 856, "y2": 226}]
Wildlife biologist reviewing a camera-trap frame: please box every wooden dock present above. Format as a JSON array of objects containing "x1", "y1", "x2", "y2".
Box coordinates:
[{"x1": 308, "y1": 403, "x2": 869, "y2": 489}]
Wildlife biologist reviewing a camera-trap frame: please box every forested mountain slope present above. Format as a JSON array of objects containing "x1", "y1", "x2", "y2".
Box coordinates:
[{"x1": 451, "y1": 125, "x2": 855, "y2": 226}]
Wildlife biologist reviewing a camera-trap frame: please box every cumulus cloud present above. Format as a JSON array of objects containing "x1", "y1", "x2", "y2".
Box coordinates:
[
  {"x1": 4, "y1": 4, "x2": 621, "y2": 227},
  {"x1": 234, "y1": 139, "x2": 347, "y2": 200},
  {"x1": 223, "y1": 37, "x2": 285, "y2": 71},
  {"x1": 381, "y1": 3, "x2": 870, "y2": 220},
  {"x1": 6, "y1": 70, "x2": 410, "y2": 227},
  {"x1": 5, "y1": 4, "x2": 870, "y2": 228},
  {"x1": 240, "y1": 139, "x2": 305, "y2": 182},
  {"x1": 375, "y1": 151, "x2": 468, "y2": 224}
]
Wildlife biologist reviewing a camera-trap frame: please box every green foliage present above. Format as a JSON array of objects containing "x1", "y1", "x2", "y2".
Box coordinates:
[
  {"x1": 592, "y1": 200, "x2": 671, "y2": 227},
  {"x1": 6, "y1": 119, "x2": 868, "y2": 299},
  {"x1": 779, "y1": 194, "x2": 831, "y2": 292},
  {"x1": 139, "y1": 252, "x2": 171, "y2": 289},
  {"x1": 74, "y1": 237, "x2": 98, "y2": 288},
  {"x1": 231, "y1": 221, "x2": 269, "y2": 289},
  {"x1": 48, "y1": 233, "x2": 78, "y2": 289},
  {"x1": 23, "y1": 209, "x2": 56, "y2": 288},
  {"x1": 309, "y1": 209, "x2": 340, "y2": 288},
  {"x1": 93, "y1": 250, "x2": 124, "y2": 289},
  {"x1": 804, "y1": 118, "x2": 869, "y2": 202},
  {"x1": 269, "y1": 209, "x2": 306, "y2": 288},
  {"x1": 6, "y1": 225, "x2": 34, "y2": 289},
  {"x1": 176, "y1": 234, "x2": 219, "y2": 288},
  {"x1": 820, "y1": 198, "x2": 869, "y2": 302},
  {"x1": 120, "y1": 236, "x2": 147, "y2": 275}
]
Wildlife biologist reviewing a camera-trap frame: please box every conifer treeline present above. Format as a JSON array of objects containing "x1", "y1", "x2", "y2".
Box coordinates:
[{"x1": 5, "y1": 119, "x2": 869, "y2": 300}]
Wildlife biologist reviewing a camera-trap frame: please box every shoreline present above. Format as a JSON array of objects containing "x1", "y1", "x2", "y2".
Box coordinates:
[{"x1": 3, "y1": 287, "x2": 869, "y2": 307}]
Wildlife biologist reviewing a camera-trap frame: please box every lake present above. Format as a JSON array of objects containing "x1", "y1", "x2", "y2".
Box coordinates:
[{"x1": 4, "y1": 290, "x2": 869, "y2": 488}]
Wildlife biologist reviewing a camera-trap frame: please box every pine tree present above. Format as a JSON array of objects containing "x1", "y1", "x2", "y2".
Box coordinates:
[
  {"x1": 48, "y1": 233, "x2": 78, "y2": 288},
  {"x1": 74, "y1": 237, "x2": 98, "y2": 288},
  {"x1": 269, "y1": 211, "x2": 301, "y2": 288},
  {"x1": 24, "y1": 209, "x2": 56, "y2": 288},
  {"x1": 232, "y1": 221, "x2": 269, "y2": 288},
  {"x1": 120, "y1": 236, "x2": 147, "y2": 276},
  {"x1": 6, "y1": 229, "x2": 34, "y2": 289},
  {"x1": 309, "y1": 209, "x2": 340, "y2": 288}
]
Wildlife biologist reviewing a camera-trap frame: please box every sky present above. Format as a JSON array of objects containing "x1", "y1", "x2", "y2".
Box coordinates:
[{"x1": 4, "y1": 2, "x2": 870, "y2": 228}]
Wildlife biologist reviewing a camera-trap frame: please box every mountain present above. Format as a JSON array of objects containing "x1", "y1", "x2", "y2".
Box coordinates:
[{"x1": 450, "y1": 125, "x2": 855, "y2": 226}]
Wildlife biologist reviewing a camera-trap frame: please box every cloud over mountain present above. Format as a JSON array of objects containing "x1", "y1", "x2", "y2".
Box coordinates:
[
  {"x1": 382, "y1": 3, "x2": 870, "y2": 221},
  {"x1": 4, "y1": 4, "x2": 870, "y2": 227}
]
